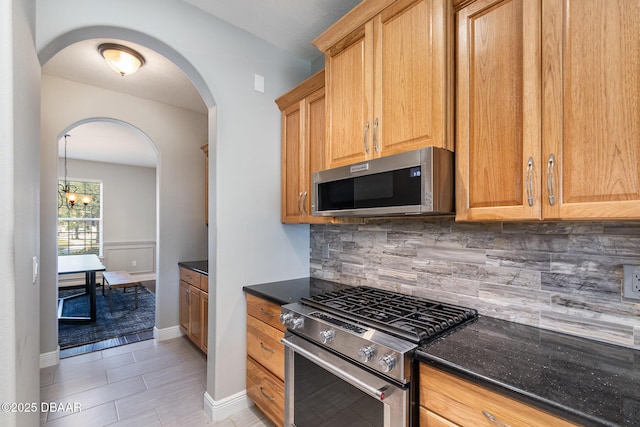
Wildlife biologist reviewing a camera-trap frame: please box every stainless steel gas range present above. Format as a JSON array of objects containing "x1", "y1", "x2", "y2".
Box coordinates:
[{"x1": 280, "y1": 286, "x2": 477, "y2": 427}]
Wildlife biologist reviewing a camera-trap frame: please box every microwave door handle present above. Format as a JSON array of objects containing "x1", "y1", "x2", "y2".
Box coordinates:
[{"x1": 282, "y1": 337, "x2": 388, "y2": 401}]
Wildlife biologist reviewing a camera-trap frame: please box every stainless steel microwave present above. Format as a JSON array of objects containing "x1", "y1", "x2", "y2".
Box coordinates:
[{"x1": 312, "y1": 147, "x2": 454, "y2": 217}]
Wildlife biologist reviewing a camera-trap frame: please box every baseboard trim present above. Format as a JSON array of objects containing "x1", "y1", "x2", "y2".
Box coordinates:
[
  {"x1": 154, "y1": 325, "x2": 184, "y2": 341},
  {"x1": 203, "y1": 390, "x2": 252, "y2": 421},
  {"x1": 40, "y1": 346, "x2": 60, "y2": 368}
]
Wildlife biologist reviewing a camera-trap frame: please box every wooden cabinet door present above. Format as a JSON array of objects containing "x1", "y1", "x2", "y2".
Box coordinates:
[
  {"x1": 374, "y1": 0, "x2": 452, "y2": 157},
  {"x1": 305, "y1": 88, "x2": 333, "y2": 224},
  {"x1": 542, "y1": 0, "x2": 640, "y2": 220},
  {"x1": 188, "y1": 286, "x2": 202, "y2": 348},
  {"x1": 179, "y1": 280, "x2": 190, "y2": 334},
  {"x1": 325, "y1": 23, "x2": 374, "y2": 169},
  {"x1": 456, "y1": 0, "x2": 542, "y2": 221},
  {"x1": 201, "y1": 291, "x2": 208, "y2": 354},
  {"x1": 281, "y1": 101, "x2": 304, "y2": 223}
]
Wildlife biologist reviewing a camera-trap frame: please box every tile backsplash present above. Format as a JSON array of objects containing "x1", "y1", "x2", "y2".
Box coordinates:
[{"x1": 310, "y1": 219, "x2": 640, "y2": 349}]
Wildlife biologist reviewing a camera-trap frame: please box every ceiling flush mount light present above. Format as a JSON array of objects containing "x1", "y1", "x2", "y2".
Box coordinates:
[
  {"x1": 98, "y1": 43, "x2": 145, "y2": 76},
  {"x1": 59, "y1": 134, "x2": 91, "y2": 209}
]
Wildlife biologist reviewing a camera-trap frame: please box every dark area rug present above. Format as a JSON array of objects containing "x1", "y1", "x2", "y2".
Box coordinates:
[{"x1": 58, "y1": 285, "x2": 155, "y2": 349}]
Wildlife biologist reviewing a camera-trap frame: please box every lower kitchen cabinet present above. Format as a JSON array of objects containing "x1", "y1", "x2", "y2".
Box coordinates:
[
  {"x1": 179, "y1": 266, "x2": 208, "y2": 354},
  {"x1": 246, "y1": 293, "x2": 285, "y2": 426},
  {"x1": 246, "y1": 356, "x2": 285, "y2": 426},
  {"x1": 419, "y1": 364, "x2": 578, "y2": 426}
]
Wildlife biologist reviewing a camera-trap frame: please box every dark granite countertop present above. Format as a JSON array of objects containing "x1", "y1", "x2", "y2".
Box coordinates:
[
  {"x1": 242, "y1": 278, "x2": 640, "y2": 427},
  {"x1": 243, "y1": 277, "x2": 351, "y2": 306},
  {"x1": 178, "y1": 260, "x2": 208, "y2": 276},
  {"x1": 416, "y1": 316, "x2": 640, "y2": 427}
]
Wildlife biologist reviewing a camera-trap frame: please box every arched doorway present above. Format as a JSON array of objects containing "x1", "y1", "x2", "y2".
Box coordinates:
[
  {"x1": 40, "y1": 31, "x2": 213, "y2": 364},
  {"x1": 55, "y1": 119, "x2": 159, "y2": 354}
]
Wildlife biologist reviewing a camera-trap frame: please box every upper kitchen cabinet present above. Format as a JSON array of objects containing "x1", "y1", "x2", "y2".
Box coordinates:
[
  {"x1": 456, "y1": 0, "x2": 640, "y2": 221},
  {"x1": 313, "y1": 0, "x2": 454, "y2": 169},
  {"x1": 542, "y1": 0, "x2": 640, "y2": 220},
  {"x1": 455, "y1": 0, "x2": 542, "y2": 221},
  {"x1": 276, "y1": 70, "x2": 332, "y2": 224}
]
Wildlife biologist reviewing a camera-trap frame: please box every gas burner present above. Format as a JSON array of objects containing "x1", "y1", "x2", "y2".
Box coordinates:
[{"x1": 301, "y1": 286, "x2": 477, "y2": 343}]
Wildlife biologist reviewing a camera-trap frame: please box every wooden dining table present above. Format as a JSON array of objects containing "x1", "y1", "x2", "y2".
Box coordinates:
[{"x1": 58, "y1": 254, "x2": 106, "y2": 323}]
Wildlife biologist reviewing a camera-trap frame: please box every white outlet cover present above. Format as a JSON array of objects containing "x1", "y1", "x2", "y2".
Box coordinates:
[{"x1": 622, "y1": 265, "x2": 640, "y2": 300}]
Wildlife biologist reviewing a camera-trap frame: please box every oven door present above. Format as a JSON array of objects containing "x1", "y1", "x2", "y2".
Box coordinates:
[{"x1": 282, "y1": 333, "x2": 409, "y2": 427}]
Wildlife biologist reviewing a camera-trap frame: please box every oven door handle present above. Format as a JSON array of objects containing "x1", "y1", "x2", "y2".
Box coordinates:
[{"x1": 282, "y1": 337, "x2": 389, "y2": 401}]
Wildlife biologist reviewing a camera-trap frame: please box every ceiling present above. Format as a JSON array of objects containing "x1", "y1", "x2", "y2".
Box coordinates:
[
  {"x1": 183, "y1": 0, "x2": 360, "y2": 62},
  {"x1": 43, "y1": 0, "x2": 361, "y2": 168}
]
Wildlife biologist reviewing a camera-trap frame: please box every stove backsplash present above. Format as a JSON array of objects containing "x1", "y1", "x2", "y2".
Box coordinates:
[{"x1": 310, "y1": 219, "x2": 640, "y2": 350}]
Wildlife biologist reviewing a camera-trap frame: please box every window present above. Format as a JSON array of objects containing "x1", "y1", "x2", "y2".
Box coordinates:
[{"x1": 58, "y1": 179, "x2": 103, "y2": 256}]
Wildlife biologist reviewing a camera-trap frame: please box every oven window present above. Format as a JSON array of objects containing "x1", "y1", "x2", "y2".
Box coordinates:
[{"x1": 294, "y1": 354, "x2": 384, "y2": 426}]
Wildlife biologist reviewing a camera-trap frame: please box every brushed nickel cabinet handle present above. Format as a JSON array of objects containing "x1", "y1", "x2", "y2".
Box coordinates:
[
  {"x1": 297, "y1": 192, "x2": 303, "y2": 215},
  {"x1": 260, "y1": 308, "x2": 275, "y2": 318},
  {"x1": 373, "y1": 118, "x2": 379, "y2": 154},
  {"x1": 259, "y1": 387, "x2": 275, "y2": 401},
  {"x1": 186, "y1": 288, "x2": 190, "y2": 304},
  {"x1": 547, "y1": 153, "x2": 556, "y2": 206},
  {"x1": 526, "y1": 156, "x2": 534, "y2": 207},
  {"x1": 303, "y1": 191, "x2": 308, "y2": 216},
  {"x1": 260, "y1": 342, "x2": 275, "y2": 353},
  {"x1": 482, "y1": 410, "x2": 512, "y2": 427},
  {"x1": 363, "y1": 121, "x2": 370, "y2": 154}
]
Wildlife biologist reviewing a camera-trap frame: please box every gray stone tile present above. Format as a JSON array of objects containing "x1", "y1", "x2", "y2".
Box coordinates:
[
  {"x1": 502, "y1": 221, "x2": 603, "y2": 235},
  {"x1": 541, "y1": 310, "x2": 635, "y2": 348},
  {"x1": 478, "y1": 283, "x2": 551, "y2": 311},
  {"x1": 541, "y1": 271, "x2": 620, "y2": 300},
  {"x1": 453, "y1": 263, "x2": 541, "y2": 290},
  {"x1": 486, "y1": 249, "x2": 550, "y2": 271},
  {"x1": 603, "y1": 222, "x2": 640, "y2": 236}
]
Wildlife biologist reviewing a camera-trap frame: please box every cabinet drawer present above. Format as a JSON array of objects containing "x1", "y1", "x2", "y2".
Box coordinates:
[
  {"x1": 420, "y1": 406, "x2": 459, "y2": 427},
  {"x1": 179, "y1": 267, "x2": 201, "y2": 288},
  {"x1": 200, "y1": 274, "x2": 208, "y2": 293},
  {"x1": 246, "y1": 293, "x2": 285, "y2": 332},
  {"x1": 246, "y1": 356, "x2": 284, "y2": 427},
  {"x1": 420, "y1": 364, "x2": 578, "y2": 427},
  {"x1": 246, "y1": 315, "x2": 285, "y2": 380}
]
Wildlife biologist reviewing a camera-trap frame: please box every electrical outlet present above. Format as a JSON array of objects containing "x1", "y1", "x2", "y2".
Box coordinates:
[
  {"x1": 622, "y1": 265, "x2": 640, "y2": 300},
  {"x1": 132, "y1": 260, "x2": 137, "y2": 267}
]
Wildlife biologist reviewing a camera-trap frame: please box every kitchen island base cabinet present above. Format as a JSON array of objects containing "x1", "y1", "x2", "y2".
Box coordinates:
[
  {"x1": 178, "y1": 266, "x2": 208, "y2": 354},
  {"x1": 246, "y1": 293, "x2": 285, "y2": 426},
  {"x1": 419, "y1": 364, "x2": 578, "y2": 427}
]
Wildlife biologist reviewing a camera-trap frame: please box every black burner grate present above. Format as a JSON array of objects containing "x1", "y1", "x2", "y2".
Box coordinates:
[{"x1": 301, "y1": 286, "x2": 477, "y2": 343}]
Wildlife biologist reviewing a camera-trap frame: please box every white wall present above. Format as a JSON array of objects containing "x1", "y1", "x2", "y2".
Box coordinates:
[
  {"x1": 37, "y1": 0, "x2": 312, "y2": 416},
  {"x1": 59, "y1": 158, "x2": 157, "y2": 243},
  {"x1": 1, "y1": 0, "x2": 40, "y2": 426}
]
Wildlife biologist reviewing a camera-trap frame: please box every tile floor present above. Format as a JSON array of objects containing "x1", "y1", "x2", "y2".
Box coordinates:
[{"x1": 40, "y1": 336, "x2": 274, "y2": 426}]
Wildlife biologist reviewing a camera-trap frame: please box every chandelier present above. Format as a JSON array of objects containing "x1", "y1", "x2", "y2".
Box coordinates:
[{"x1": 58, "y1": 134, "x2": 91, "y2": 209}]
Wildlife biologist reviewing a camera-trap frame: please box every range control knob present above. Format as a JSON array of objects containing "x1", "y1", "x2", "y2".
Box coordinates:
[
  {"x1": 290, "y1": 317, "x2": 304, "y2": 330},
  {"x1": 279, "y1": 312, "x2": 293, "y2": 326},
  {"x1": 357, "y1": 345, "x2": 376, "y2": 363},
  {"x1": 319, "y1": 329, "x2": 336, "y2": 344},
  {"x1": 378, "y1": 354, "x2": 397, "y2": 373}
]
